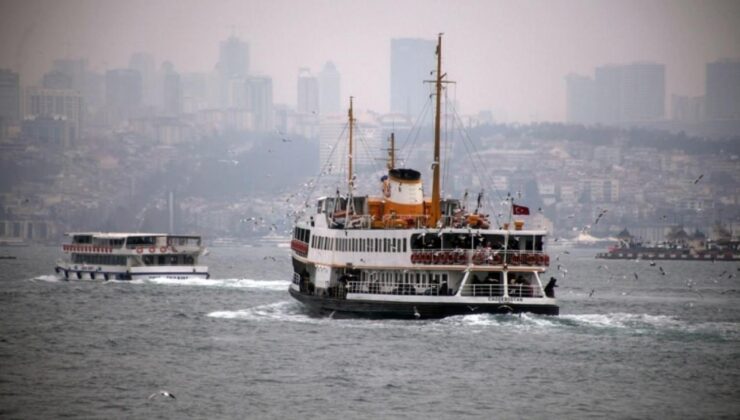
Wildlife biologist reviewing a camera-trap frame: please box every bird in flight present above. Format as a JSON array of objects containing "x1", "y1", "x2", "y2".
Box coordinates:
[
  {"x1": 594, "y1": 209, "x2": 608, "y2": 225},
  {"x1": 693, "y1": 174, "x2": 704, "y2": 184},
  {"x1": 149, "y1": 390, "x2": 176, "y2": 400}
]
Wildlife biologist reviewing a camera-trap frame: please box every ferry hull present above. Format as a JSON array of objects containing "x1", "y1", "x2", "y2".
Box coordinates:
[
  {"x1": 54, "y1": 264, "x2": 209, "y2": 281},
  {"x1": 289, "y1": 287, "x2": 559, "y2": 319}
]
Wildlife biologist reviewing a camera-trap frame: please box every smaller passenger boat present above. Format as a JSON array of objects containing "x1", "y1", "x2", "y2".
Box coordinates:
[{"x1": 55, "y1": 232, "x2": 209, "y2": 280}]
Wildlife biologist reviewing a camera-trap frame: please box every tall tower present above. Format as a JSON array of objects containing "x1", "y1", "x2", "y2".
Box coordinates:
[
  {"x1": 318, "y1": 61, "x2": 341, "y2": 115},
  {"x1": 129, "y1": 52, "x2": 158, "y2": 107},
  {"x1": 297, "y1": 68, "x2": 319, "y2": 114},
  {"x1": 565, "y1": 73, "x2": 595, "y2": 124},
  {"x1": 218, "y1": 36, "x2": 250, "y2": 109},
  {"x1": 25, "y1": 87, "x2": 84, "y2": 145},
  {"x1": 0, "y1": 69, "x2": 20, "y2": 123},
  {"x1": 105, "y1": 69, "x2": 142, "y2": 125},
  {"x1": 620, "y1": 62, "x2": 664, "y2": 122},
  {"x1": 246, "y1": 76, "x2": 273, "y2": 132},
  {"x1": 705, "y1": 59, "x2": 740, "y2": 120},
  {"x1": 390, "y1": 38, "x2": 435, "y2": 119},
  {"x1": 162, "y1": 61, "x2": 182, "y2": 116}
]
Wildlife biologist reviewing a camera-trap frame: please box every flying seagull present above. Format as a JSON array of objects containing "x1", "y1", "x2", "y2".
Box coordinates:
[
  {"x1": 594, "y1": 209, "x2": 608, "y2": 225},
  {"x1": 413, "y1": 306, "x2": 421, "y2": 319},
  {"x1": 149, "y1": 390, "x2": 176, "y2": 400},
  {"x1": 693, "y1": 174, "x2": 704, "y2": 184}
]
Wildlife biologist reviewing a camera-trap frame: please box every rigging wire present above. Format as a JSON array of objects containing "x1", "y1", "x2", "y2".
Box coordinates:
[
  {"x1": 354, "y1": 122, "x2": 385, "y2": 177},
  {"x1": 442, "y1": 86, "x2": 452, "y2": 197},
  {"x1": 298, "y1": 123, "x2": 349, "y2": 211},
  {"x1": 398, "y1": 97, "x2": 433, "y2": 167},
  {"x1": 445, "y1": 100, "x2": 509, "y2": 227}
]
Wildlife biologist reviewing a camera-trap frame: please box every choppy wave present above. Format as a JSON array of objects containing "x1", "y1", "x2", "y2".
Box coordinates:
[{"x1": 132, "y1": 277, "x2": 290, "y2": 290}]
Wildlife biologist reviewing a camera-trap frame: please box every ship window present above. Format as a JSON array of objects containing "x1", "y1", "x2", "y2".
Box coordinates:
[
  {"x1": 144, "y1": 255, "x2": 153, "y2": 265},
  {"x1": 158, "y1": 255, "x2": 166, "y2": 265},
  {"x1": 383, "y1": 238, "x2": 388, "y2": 252}
]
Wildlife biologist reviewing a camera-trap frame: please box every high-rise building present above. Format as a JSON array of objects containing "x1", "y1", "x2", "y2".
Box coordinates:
[
  {"x1": 22, "y1": 116, "x2": 71, "y2": 147},
  {"x1": 620, "y1": 62, "x2": 665, "y2": 122},
  {"x1": 565, "y1": 74, "x2": 595, "y2": 124},
  {"x1": 390, "y1": 38, "x2": 435, "y2": 118},
  {"x1": 246, "y1": 76, "x2": 273, "y2": 132},
  {"x1": 0, "y1": 69, "x2": 20, "y2": 123},
  {"x1": 219, "y1": 36, "x2": 249, "y2": 79},
  {"x1": 129, "y1": 52, "x2": 158, "y2": 107},
  {"x1": 705, "y1": 59, "x2": 740, "y2": 120},
  {"x1": 318, "y1": 61, "x2": 341, "y2": 115},
  {"x1": 297, "y1": 68, "x2": 319, "y2": 114},
  {"x1": 105, "y1": 69, "x2": 142, "y2": 125},
  {"x1": 217, "y1": 36, "x2": 249, "y2": 109},
  {"x1": 566, "y1": 62, "x2": 665, "y2": 125},
  {"x1": 161, "y1": 62, "x2": 181, "y2": 116},
  {"x1": 26, "y1": 87, "x2": 83, "y2": 143},
  {"x1": 42, "y1": 70, "x2": 73, "y2": 90},
  {"x1": 671, "y1": 95, "x2": 704, "y2": 123},
  {"x1": 52, "y1": 58, "x2": 86, "y2": 92}
]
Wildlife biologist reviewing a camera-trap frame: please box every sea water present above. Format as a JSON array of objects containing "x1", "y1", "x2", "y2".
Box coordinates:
[{"x1": 1, "y1": 245, "x2": 738, "y2": 418}]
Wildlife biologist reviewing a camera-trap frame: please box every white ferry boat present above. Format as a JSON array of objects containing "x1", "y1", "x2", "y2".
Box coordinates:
[
  {"x1": 288, "y1": 35, "x2": 558, "y2": 319},
  {"x1": 55, "y1": 232, "x2": 209, "y2": 280}
]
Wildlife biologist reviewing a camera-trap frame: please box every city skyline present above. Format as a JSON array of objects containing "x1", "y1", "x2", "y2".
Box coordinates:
[{"x1": 1, "y1": 0, "x2": 739, "y2": 122}]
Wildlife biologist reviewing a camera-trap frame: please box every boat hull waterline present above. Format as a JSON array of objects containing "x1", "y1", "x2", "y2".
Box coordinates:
[{"x1": 289, "y1": 286, "x2": 559, "y2": 319}]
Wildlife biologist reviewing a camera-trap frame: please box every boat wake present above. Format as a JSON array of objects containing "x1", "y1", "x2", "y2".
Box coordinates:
[
  {"x1": 437, "y1": 312, "x2": 740, "y2": 340},
  {"x1": 207, "y1": 301, "x2": 319, "y2": 324},
  {"x1": 205, "y1": 304, "x2": 739, "y2": 339},
  {"x1": 30, "y1": 274, "x2": 64, "y2": 283},
  {"x1": 131, "y1": 277, "x2": 290, "y2": 290}
]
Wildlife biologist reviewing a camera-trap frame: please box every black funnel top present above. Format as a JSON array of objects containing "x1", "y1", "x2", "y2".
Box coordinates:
[{"x1": 389, "y1": 168, "x2": 421, "y2": 181}]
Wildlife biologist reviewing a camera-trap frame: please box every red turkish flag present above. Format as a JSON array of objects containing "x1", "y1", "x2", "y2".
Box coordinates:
[{"x1": 512, "y1": 204, "x2": 530, "y2": 215}]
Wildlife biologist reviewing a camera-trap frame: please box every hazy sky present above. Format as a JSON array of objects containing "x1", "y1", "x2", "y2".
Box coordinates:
[{"x1": 1, "y1": 0, "x2": 739, "y2": 122}]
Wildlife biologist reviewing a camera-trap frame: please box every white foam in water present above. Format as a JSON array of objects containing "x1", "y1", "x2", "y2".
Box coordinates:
[
  {"x1": 31, "y1": 274, "x2": 62, "y2": 283},
  {"x1": 141, "y1": 277, "x2": 290, "y2": 290},
  {"x1": 208, "y1": 301, "x2": 319, "y2": 324},
  {"x1": 561, "y1": 313, "x2": 680, "y2": 330}
]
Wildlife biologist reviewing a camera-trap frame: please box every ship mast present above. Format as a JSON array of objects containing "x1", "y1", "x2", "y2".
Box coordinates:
[
  {"x1": 387, "y1": 132, "x2": 395, "y2": 170},
  {"x1": 429, "y1": 33, "x2": 443, "y2": 228},
  {"x1": 347, "y1": 96, "x2": 355, "y2": 216},
  {"x1": 348, "y1": 96, "x2": 354, "y2": 189}
]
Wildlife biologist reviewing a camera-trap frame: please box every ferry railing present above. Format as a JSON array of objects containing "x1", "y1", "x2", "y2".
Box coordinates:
[
  {"x1": 409, "y1": 249, "x2": 550, "y2": 266},
  {"x1": 345, "y1": 280, "x2": 455, "y2": 296},
  {"x1": 460, "y1": 283, "x2": 543, "y2": 298}
]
